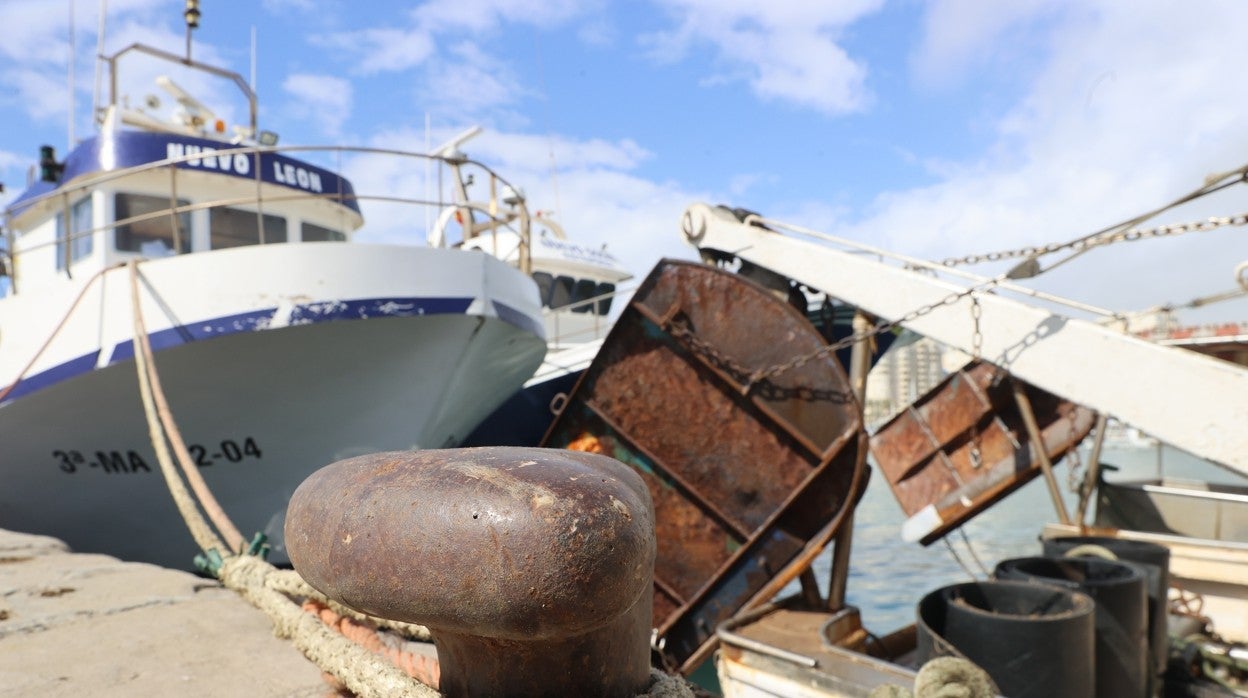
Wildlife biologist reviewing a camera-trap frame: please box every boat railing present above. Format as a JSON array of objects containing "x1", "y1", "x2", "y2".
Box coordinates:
[
  {"x1": 2, "y1": 143, "x2": 535, "y2": 293},
  {"x1": 544, "y1": 282, "x2": 637, "y2": 349}
]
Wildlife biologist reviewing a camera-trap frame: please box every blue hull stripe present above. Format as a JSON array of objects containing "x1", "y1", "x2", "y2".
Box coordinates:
[
  {"x1": 1, "y1": 351, "x2": 101, "y2": 403},
  {"x1": 3, "y1": 295, "x2": 541, "y2": 407}
]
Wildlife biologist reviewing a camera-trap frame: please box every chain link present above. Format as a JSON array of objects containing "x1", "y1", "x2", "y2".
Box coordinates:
[
  {"x1": 699, "y1": 281, "x2": 991, "y2": 394},
  {"x1": 938, "y1": 211, "x2": 1248, "y2": 268},
  {"x1": 667, "y1": 317, "x2": 854, "y2": 402}
]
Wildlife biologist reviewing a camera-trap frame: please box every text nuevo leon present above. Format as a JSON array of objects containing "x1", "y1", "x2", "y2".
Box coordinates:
[{"x1": 165, "y1": 143, "x2": 325, "y2": 193}]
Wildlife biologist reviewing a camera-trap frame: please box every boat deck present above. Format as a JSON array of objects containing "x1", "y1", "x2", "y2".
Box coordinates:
[{"x1": 0, "y1": 528, "x2": 325, "y2": 697}]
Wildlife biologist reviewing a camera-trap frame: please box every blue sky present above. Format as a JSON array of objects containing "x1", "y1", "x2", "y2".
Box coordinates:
[{"x1": 2, "y1": 0, "x2": 1246, "y2": 323}]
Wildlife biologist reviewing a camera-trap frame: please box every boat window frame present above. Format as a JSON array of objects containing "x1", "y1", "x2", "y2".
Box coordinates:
[
  {"x1": 597, "y1": 282, "x2": 616, "y2": 316},
  {"x1": 301, "y1": 221, "x2": 347, "y2": 243},
  {"x1": 208, "y1": 206, "x2": 288, "y2": 250},
  {"x1": 532, "y1": 271, "x2": 555, "y2": 308},
  {"x1": 571, "y1": 278, "x2": 598, "y2": 314},
  {"x1": 55, "y1": 195, "x2": 94, "y2": 270},
  {"x1": 549, "y1": 274, "x2": 575, "y2": 310},
  {"x1": 113, "y1": 192, "x2": 192, "y2": 257}
]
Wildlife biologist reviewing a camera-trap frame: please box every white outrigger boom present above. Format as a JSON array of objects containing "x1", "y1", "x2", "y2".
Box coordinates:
[{"x1": 680, "y1": 202, "x2": 1248, "y2": 475}]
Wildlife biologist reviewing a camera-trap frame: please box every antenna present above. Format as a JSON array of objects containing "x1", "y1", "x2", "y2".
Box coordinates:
[
  {"x1": 433, "y1": 125, "x2": 483, "y2": 160},
  {"x1": 68, "y1": 0, "x2": 75, "y2": 146},
  {"x1": 250, "y1": 26, "x2": 257, "y2": 91},
  {"x1": 425, "y1": 112, "x2": 431, "y2": 237},
  {"x1": 92, "y1": 0, "x2": 107, "y2": 126}
]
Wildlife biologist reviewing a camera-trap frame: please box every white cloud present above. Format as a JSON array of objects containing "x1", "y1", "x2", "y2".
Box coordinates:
[
  {"x1": 412, "y1": 0, "x2": 589, "y2": 34},
  {"x1": 422, "y1": 42, "x2": 527, "y2": 119},
  {"x1": 0, "y1": 1, "x2": 245, "y2": 134},
  {"x1": 312, "y1": 28, "x2": 436, "y2": 75},
  {"x1": 643, "y1": 0, "x2": 884, "y2": 115},
  {"x1": 315, "y1": 0, "x2": 594, "y2": 77},
  {"x1": 911, "y1": 0, "x2": 1060, "y2": 89},
  {"x1": 839, "y1": 1, "x2": 1248, "y2": 321},
  {"x1": 282, "y1": 73, "x2": 352, "y2": 137},
  {"x1": 261, "y1": 0, "x2": 320, "y2": 12}
]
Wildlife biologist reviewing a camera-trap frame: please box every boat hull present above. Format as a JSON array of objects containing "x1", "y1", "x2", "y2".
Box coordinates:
[{"x1": 0, "y1": 244, "x2": 546, "y2": 568}]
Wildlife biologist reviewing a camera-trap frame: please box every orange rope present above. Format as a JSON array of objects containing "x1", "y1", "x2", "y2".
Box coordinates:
[{"x1": 302, "y1": 600, "x2": 441, "y2": 689}]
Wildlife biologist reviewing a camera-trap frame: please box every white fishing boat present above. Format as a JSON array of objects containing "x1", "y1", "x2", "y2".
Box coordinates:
[
  {"x1": 674, "y1": 201, "x2": 1248, "y2": 697},
  {"x1": 458, "y1": 210, "x2": 634, "y2": 447},
  {"x1": 0, "y1": 39, "x2": 549, "y2": 568}
]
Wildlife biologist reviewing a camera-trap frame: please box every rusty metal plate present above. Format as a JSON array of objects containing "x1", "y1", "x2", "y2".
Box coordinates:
[
  {"x1": 540, "y1": 259, "x2": 864, "y2": 672},
  {"x1": 870, "y1": 360, "x2": 1094, "y2": 545}
]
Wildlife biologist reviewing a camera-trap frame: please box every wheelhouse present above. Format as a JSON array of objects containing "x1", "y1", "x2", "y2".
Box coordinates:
[{"x1": 2, "y1": 133, "x2": 364, "y2": 297}]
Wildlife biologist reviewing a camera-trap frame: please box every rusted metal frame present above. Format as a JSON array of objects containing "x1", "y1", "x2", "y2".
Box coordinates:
[
  {"x1": 1076, "y1": 413, "x2": 1110, "y2": 525},
  {"x1": 653, "y1": 429, "x2": 857, "y2": 640},
  {"x1": 581, "y1": 393, "x2": 857, "y2": 641},
  {"x1": 634, "y1": 298, "x2": 838, "y2": 460},
  {"x1": 828, "y1": 310, "x2": 872, "y2": 611},
  {"x1": 1010, "y1": 379, "x2": 1073, "y2": 525},
  {"x1": 631, "y1": 300, "x2": 841, "y2": 461},
  {"x1": 579, "y1": 398, "x2": 753, "y2": 541},
  {"x1": 907, "y1": 404, "x2": 968, "y2": 489},
  {"x1": 960, "y1": 366, "x2": 997, "y2": 410},
  {"x1": 653, "y1": 573, "x2": 687, "y2": 607},
  {"x1": 677, "y1": 431, "x2": 870, "y2": 674}
]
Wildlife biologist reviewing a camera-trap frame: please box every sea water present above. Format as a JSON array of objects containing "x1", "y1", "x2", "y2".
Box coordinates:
[{"x1": 808, "y1": 441, "x2": 1248, "y2": 636}]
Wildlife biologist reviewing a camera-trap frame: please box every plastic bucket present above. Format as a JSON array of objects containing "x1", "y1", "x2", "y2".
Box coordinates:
[
  {"x1": 996, "y1": 556, "x2": 1148, "y2": 698},
  {"x1": 917, "y1": 580, "x2": 1095, "y2": 698}
]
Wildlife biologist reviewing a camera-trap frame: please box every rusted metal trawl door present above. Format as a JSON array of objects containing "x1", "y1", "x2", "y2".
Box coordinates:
[{"x1": 541, "y1": 259, "x2": 865, "y2": 671}]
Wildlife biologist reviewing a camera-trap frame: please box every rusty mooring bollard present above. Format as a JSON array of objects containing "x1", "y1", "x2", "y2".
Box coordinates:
[{"x1": 285, "y1": 447, "x2": 656, "y2": 697}]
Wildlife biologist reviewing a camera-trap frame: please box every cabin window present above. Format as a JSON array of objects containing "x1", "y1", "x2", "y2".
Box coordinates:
[
  {"x1": 530, "y1": 273, "x2": 614, "y2": 315},
  {"x1": 532, "y1": 272, "x2": 554, "y2": 307},
  {"x1": 572, "y1": 278, "x2": 598, "y2": 313},
  {"x1": 210, "y1": 207, "x2": 288, "y2": 249},
  {"x1": 597, "y1": 282, "x2": 615, "y2": 315},
  {"x1": 114, "y1": 193, "x2": 191, "y2": 256},
  {"x1": 549, "y1": 275, "x2": 575, "y2": 309},
  {"x1": 55, "y1": 196, "x2": 93, "y2": 269},
  {"x1": 301, "y1": 222, "x2": 346, "y2": 242}
]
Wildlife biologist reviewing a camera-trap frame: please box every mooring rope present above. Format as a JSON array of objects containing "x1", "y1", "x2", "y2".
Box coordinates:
[
  {"x1": 128, "y1": 261, "x2": 227, "y2": 554},
  {"x1": 266, "y1": 569, "x2": 433, "y2": 642},
  {"x1": 220, "y1": 555, "x2": 437, "y2": 698},
  {"x1": 127, "y1": 262, "x2": 245, "y2": 552},
  {"x1": 126, "y1": 260, "x2": 435, "y2": 697}
]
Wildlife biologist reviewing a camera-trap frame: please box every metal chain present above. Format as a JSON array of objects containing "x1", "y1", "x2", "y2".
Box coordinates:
[
  {"x1": 727, "y1": 281, "x2": 994, "y2": 393},
  {"x1": 666, "y1": 318, "x2": 854, "y2": 402},
  {"x1": 1063, "y1": 408, "x2": 1085, "y2": 493},
  {"x1": 939, "y1": 212, "x2": 1248, "y2": 268}
]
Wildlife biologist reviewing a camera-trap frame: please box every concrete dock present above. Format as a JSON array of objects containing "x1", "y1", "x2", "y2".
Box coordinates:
[{"x1": 0, "y1": 528, "x2": 327, "y2": 697}]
